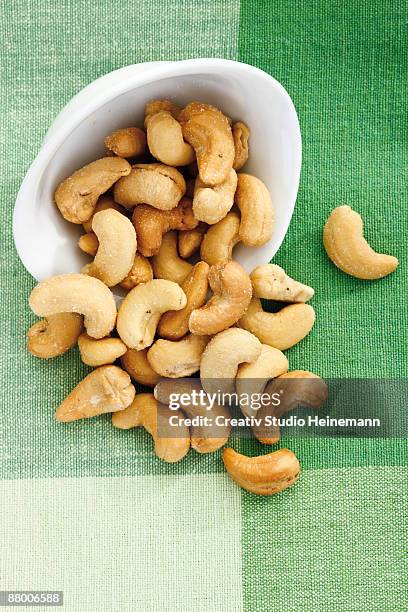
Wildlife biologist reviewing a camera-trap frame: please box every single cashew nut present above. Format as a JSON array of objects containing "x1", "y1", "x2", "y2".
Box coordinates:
[
  {"x1": 112, "y1": 393, "x2": 190, "y2": 463},
  {"x1": 56, "y1": 365, "x2": 135, "y2": 422},
  {"x1": 222, "y1": 447, "x2": 300, "y2": 496},
  {"x1": 116, "y1": 279, "x2": 187, "y2": 350},
  {"x1": 232, "y1": 121, "x2": 250, "y2": 170},
  {"x1": 158, "y1": 261, "x2": 209, "y2": 340},
  {"x1": 120, "y1": 254, "x2": 153, "y2": 291},
  {"x1": 29, "y1": 274, "x2": 116, "y2": 339},
  {"x1": 151, "y1": 231, "x2": 193, "y2": 285},
  {"x1": 113, "y1": 163, "x2": 186, "y2": 211},
  {"x1": 55, "y1": 157, "x2": 131, "y2": 224},
  {"x1": 84, "y1": 209, "x2": 137, "y2": 287},
  {"x1": 82, "y1": 195, "x2": 127, "y2": 233},
  {"x1": 189, "y1": 260, "x2": 252, "y2": 335},
  {"x1": 147, "y1": 334, "x2": 210, "y2": 378},
  {"x1": 200, "y1": 212, "x2": 240, "y2": 266},
  {"x1": 239, "y1": 298, "x2": 315, "y2": 351},
  {"x1": 323, "y1": 205, "x2": 399, "y2": 279},
  {"x1": 27, "y1": 313, "x2": 83, "y2": 359},
  {"x1": 235, "y1": 173, "x2": 274, "y2": 246},
  {"x1": 154, "y1": 378, "x2": 231, "y2": 453},
  {"x1": 179, "y1": 102, "x2": 235, "y2": 186},
  {"x1": 200, "y1": 328, "x2": 262, "y2": 397},
  {"x1": 144, "y1": 99, "x2": 182, "y2": 124},
  {"x1": 105, "y1": 127, "x2": 147, "y2": 158},
  {"x1": 78, "y1": 233, "x2": 99, "y2": 256},
  {"x1": 236, "y1": 345, "x2": 289, "y2": 417},
  {"x1": 78, "y1": 334, "x2": 127, "y2": 367},
  {"x1": 121, "y1": 348, "x2": 161, "y2": 387},
  {"x1": 250, "y1": 264, "x2": 314, "y2": 302},
  {"x1": 253, "y1": 371, "x2": 328, "y2": 444},
  {"x1": 178, "y1": 223, "x2": 207, "y2": 258},
  {"x1": 146, "y1": 111, "x2": 195, "y2": 166},
  {"x1": 193, "y1": 168, "x2": 237, "y2": 224},
  {"x1": 132, "y1": 198, "x2": 198, "y2": 257}
]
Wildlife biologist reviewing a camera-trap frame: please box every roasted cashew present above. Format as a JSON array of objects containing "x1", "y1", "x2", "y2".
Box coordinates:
[
  {"x1": 200, "y1": 212, "x2": 240, "y2": 266},
  {"x1": 56, "y1": 365, "x2": 135, "y2": 422},
  {"x1": 200, "y1": 328, "x2": 262, "y2": 397},
  {"x1": 144, "y1": 99, "x2": 182, "y2": 123},
  {"x1": 179, "y1": 102, "x2": 235, "y2": 186},
  {"x1": 154, "y1": 378, "x2": 231, "y2": 453},
  {"x1": 147, "y1": 334, "x2": 210, "y2": 378},
  {"x1": 55, "y1": 157, "x2": 131, "y2": 224},
  {"x1": 84, "y1": 209, "x2": 137, "y2": 287},
  {"x1": 146, "y1": 111, "x2": 195, "y2": 166},
  {"x1": 252, "y1": 371, "x2": 328, "y2": 444},
  {"x1": 120, "y1": 254, "x2": 153, "y2": 290},
  {"x1": 112, "y1": 393, "x2": 190, "y2": 463},
  {"x1": 105, "y1": 127, "x2": 147, "y2": 158},
  {"x1": 151, "y1": 231, "x2": 193, "y2": 285},
  {"x1": 116, "y1": 279, "x2": 186, "y2": 349},
  {"x1": 132, "y1": 197, "x2": 198, "y2": 257},
  {"x1": 189, "y1": 260, "x2": 252, "y2": 335},
  {"x1": 178, "y1": 223, "x2": 207, "y2": 258},
  {"x1": 82, "y1": 195, "x2": 126, "y2": 233},
  {"x1": 27, "y1": 313, "x2": 83, "y2": 359},
  {"x1": 250, "y1": 264, "x2": 314, "y2": 302},
  {"x1": 323, "y1": 205, "x2": 399, "y2": 279},
  {"x1": 78, "y1": 233, "x2": 99, "y2": 256},
  {"x1": 239, "y1": 298, "x2": 315, "y2": 351},
  {"x1": 29, "y1": 274, "x2": 116, "y2": 339},
  {"x1": 158, "y1": 262, "x2": 209, "y2": 340},
  {"x1": 193, "y1": 168, "x2": 237, "y2": 224},
  {"x1": 235, "y1": 173, "x2": 274, "y2": 246},
  {"x1": 222, "y1": 447, "x2": 300, "y2": 495},
  {"x1": 232, "y1": 121, "x2": 250, "y2": 170},
  {"x1": 121, "y1": 348, "x2": 161, "y2": 387},
  {"x1": 78, "y1": 334, "x2": 127, "y2": 367},
  {"x1": 236, "y1": 345, "x2": 289, "y2": 417},
  {"x1": 113, "y1": 163, "x2": 186, "y2": 211}
]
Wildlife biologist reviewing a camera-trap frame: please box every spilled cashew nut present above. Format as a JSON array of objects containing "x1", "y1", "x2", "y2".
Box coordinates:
[
  {"x1": 78, "y1": 233, "x2": 99, "y2": 256},
  {"x1": 82, "y1": 195, "x2": 126, "y2": 233},
  {"x1": 146, "y1": 111, "x2": 195, "y2": 166},
  {"x1": 239, "y1": 298, "x2": 315, "y2": 351},
  {"x1": 113, "y1": 163, "x2": 186, "y2": 210},
  {"x1": 55, "y1": 157, "x2": 131, "y2": 224},
  {"x1": 116, "y1": 279, "x2": 186, "y2": 349},
  {"x1": 29, "y1": 274, "x2": 117, "y2": 339},
  {"x1": 232, "y1": 121, "x2": 250, "y2": 170},
  {"x1": 27, "y1": 313, "x2": 83, "y2": 359},
  {"x1": 193, "y1": 169, "x2": 237, "y2": 224},
  {"x1": 235, "y1": 173, "x2": 274, "y2": 246},
  {"x1": 78, "y1": 334, "x2": 127, "y2": 367},
  {"x1": 120, "y1": 254, "x2": 153, "y2": 291},
  {"x1": 178, "y1": 223, "x2": 207, "y2": 258},
  {"x1": 250, "y1": 264, "x2": 314, "y2": 302},
  {"x1": 151, "y1": 231, "x2": 193, "y2": 285},
  {"x1": 222, "y1": 447, "x2": 300, "y2": 495},
  {"x1": 323, "y1": 205, "x2": 399, "y2": 279},
  {"x1": 105, "y1": 127, "x2": 147, "y2": 158},
  {"x1": 147, "y1": 334, "x2": 210, "y2": 378},
  {"x1": 56, "y1": 365, "x2": 135, "y2": 422},
  {"x1": 200, "y1": 212, "x2": 240, "y2": 266},
  {"x1": 121, "y1": 349, "x2": 161, "y2": 387}
]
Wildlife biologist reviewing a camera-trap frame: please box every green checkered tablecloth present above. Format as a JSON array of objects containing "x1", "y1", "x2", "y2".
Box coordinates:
[{"x1": 1, "y1": 1, "x2": 407, "y2": 611}]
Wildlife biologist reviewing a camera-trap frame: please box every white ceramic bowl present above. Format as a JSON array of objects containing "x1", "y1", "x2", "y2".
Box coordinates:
[{"x1": 13, "y1": 58, "x2": 301, "y2": 286}]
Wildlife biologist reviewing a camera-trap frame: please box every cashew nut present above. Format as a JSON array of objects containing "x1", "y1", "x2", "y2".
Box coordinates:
[
  {"x1": 232, "y1": 121, "x2": 250, "y2": 170},
  {"x1": 113, "y1": 163, "x2": 186, "y2": 211},
  {"x1": 252, "y1": 371, "x2": 328, "y2": 444},
  {"x1": 121, "y1": 348, "x2": 161, "y2": 387},
  {"x1": 105, "y1": 127, "x2": 147, "y2": 158},
  {"x1": 200, "y1": 212, "x2": 240, "y2": 266},
  {"x1": 158, "y1": 261, "x2": 209, "y2": 340},
  {"x1": 323, "y1": 205, "x2": 399, "y2": 279},
  {"x1": 120, "y1": 254, "x2": 153, "y2": 291},
  {"x1": 116, "y1": 279, "x2": 186, "y2": 349},
  {"x1": 27, "y1": 313, "x2": 83, "y2": 359},
  {"x1": 193, "y1": 168, "x2": 237, "y2": 224},
  {"x1": 55, "y1": 157, "x2": 131, "y2": 224},
  {"x1": 236, "y1": 345, "x2": 289, "y2": 417},
  {"x1": 250, "y1": 264, "x2": 314, "y2": 302},
  {"x1": 178, "y1": 223, "x2": 207, "y2": 258},
  {"x1": 179, "y1": 102, "x2": 235, "y2": 186},
  {"x1": 200, "y1": 328, "x2": 262, "y2": 397},
  {"x1": 144, "y1": 99, "x2": 182, "y2": 123},
  {"x1": 78, "y1": 233, "x2": 99, "y2": 256},
  {"x1": 151, "y1": 231, "x2": 193, "y2": 285},
  {"x1": 84, "y1": 209, "x2": 137, "y2": 287},
  {"x1": 238, "y1": 298, "x2": 315, "y2": 351},
  {"x1": 132, "y1": 198, "x2": 198, "y2": 257},
  {"x1": 82, "y1": 195, "x2": 126, "y2": 233},
  {"x1": 146, "y1": 111, "x2": 195, "y2": 166},
  {"x1": 147, "y1": 334, "x2": 210, "y2": 378},
  {"x1": 154, "y1": 378, "x2": 231, "y2": 453},
  {"x1": 189, "y1": 260, "x2": 252, "y2": 335},
  {"x1": 112, "y1": 393, "x2": 190, "y2": 463},
  {"x1": 29, "y1": 274, "x2": 117, "y2": 339},
  {"x1": 222, "y1": 447, "x2": 300, "y2": 495},
  {"x1": 56, "y1": 365, "x2": 135, "y2": 422},
  {"x1": 78, "y1": 334, "x2": 127, "y2": 367},
  {"x1": 235, "y1": 173, "x2": 274, "y2": 246}
]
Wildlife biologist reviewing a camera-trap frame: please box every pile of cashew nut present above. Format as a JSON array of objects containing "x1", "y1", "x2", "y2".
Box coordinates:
[{"x1": 26, "y1": 99, "x2": 398, "y2": 497}]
